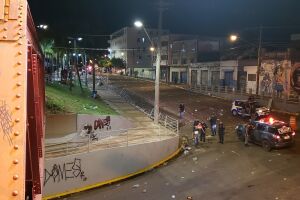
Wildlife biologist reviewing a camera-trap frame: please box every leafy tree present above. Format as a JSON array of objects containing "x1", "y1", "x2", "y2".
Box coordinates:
[{"x1": 111, "y1": 57, "x2": 126, "y2": 68}]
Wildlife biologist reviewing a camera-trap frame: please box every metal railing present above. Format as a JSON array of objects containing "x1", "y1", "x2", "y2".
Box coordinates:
[
  {"x1": 190, "y1": 84, "x2": 300, "y2": 104},
  {"x1": 45, "y1": 126, "x2": 176, "y2": 158}
]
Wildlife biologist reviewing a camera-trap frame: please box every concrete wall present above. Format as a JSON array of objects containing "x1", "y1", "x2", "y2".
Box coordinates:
[
  {"x1": 77, "y1": 114, "x2": 133, "y2": 132},
  {"x1": 43, "y1": 136, "x2": 179, "y2": 198},
  {"x1": 46, "y1": 114, "x2": 77, "y2": 138}
]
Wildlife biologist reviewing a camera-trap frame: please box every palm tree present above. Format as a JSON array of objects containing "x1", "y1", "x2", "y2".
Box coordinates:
[{"x1": 40, "y1": 39, "x2": 55, "y2": 82}]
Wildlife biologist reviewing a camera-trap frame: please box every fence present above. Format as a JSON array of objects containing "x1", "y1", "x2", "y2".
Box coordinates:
[
  {"x1": 190, "y1": 84, "x2": 300, "y2": 105},
  {"x1": 115, "y1": 87, "x2": 179, "y2": 134},
  {"x1": 45, "y1": 126, "x2": 176, "y2": 158}
]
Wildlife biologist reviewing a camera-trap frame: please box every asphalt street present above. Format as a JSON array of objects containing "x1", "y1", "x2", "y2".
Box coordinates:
[{"x1": 64, "y1": 75, "x2": 300, "y2": 200}]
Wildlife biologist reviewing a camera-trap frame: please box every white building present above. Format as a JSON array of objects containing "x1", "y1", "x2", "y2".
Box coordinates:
[{"x1": 108, "y1": 27, "x2": 168, "y2": 77}]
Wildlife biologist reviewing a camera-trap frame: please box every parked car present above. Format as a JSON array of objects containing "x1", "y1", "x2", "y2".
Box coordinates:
[
  {"x1": 231, "y1": 100, "x2": 270, "y2": 118},
  {"x1": 236, "y1": 117, "x2": 296, "y2": 151}
]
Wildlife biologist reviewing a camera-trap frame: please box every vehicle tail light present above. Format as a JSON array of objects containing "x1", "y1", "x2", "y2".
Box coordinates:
[{"x1": 292, "y1": 132, "x2": 296, "y2": 136}]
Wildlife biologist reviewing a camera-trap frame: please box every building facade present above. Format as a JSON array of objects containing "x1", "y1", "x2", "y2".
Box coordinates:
[{"x1": 108, "y1": 27, "x2": 168, "y2": 76}]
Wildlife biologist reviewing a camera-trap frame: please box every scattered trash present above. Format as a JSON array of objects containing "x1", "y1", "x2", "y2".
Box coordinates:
[
  {"x1": 186, "y1": 147, "x2": 192, "y2": 150},
  {"x1": 116, "y1": 184, "x2": 121, "y2": 187},
  {"x1": 181, "y1": 176, "x2": 185, "y2": 179},
  {"x1": 275, "y1": 197, "x2": 279, "y2": 200},
  {"x1": 187, "y1": 196, "x2": 193, "y2": 199},
  {"x1": 171, "y1": 195, "x2": 176, "y2": 199},
  {"x1": 251, "y1": 171, "x2": 255, "y2": 175},
  {"x1": 231, "y1": 150, "x2": 240, "y2": 156},
  {"x1": 192, "y1": 170, "x2": 195, "y2": 173},
  {"x1": 277, "y1": 153, "x2": 281, "y2": 156},
  {"x1": 142, "y1": 189, "x2": 147, "y2": 193},
  {"x1": 163, "y1": 162, "x2": 168, "y2": 166},
  {"x1": 184, "y1": 150, "x2": 189, "y2": 155},
  {"x1": 283, "y1": 178, "x2": 287, "y2": 181},
  {"x1": 268, "y1": 159, "x2": 272, "y2": 162},
  {"x1": 132, "y1": 184, "x2": 140, "y2": 188},
  {"x1": 247, "y1": 184, "x2": 255, "y2": 188},
  {"x1": 192, "y1": 157, "x2": 198, "y2": 161},
  {"x1": 194, "y1": 109, "x2": 198, "y2": 112}
]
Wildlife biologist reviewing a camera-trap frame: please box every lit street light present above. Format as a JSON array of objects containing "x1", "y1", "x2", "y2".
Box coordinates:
[
  {"x1": 134, "y1": 17, "x2": 162, "y2": 124},
  {"x1": 68, "y1": 37, "x2": 84, "y2": 93},
  {"x1": 229, "y1": 28, "x2": 262, "y2": 95},
  {"x1": 229, "y1": 34, "x2": 238, "y2": 42}
]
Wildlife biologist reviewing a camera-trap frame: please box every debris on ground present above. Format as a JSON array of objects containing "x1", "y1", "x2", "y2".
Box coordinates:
[
  {"x1": 268, "y1": 159, "x2": 272, "y2": 162},
  {"x1": 283, "y1": 178, "x2": 287, "y2": 181},
  {"x1": 181, "y1": 176, "x2": 185, "y2": 179},
  {"x1": 171, "y1": 195, "x2": 176, "y2": 199},
  {"x1": 192, "y1": 170, "x2": 195, "y2": 173},
  {"x1": 116, "y1": 184, "x2": 121, "y2": 187},
  {"x1": 165, "y1": 182, "x2": 170, "y2": 186},
  {"x1": 231, "y1": 150, "x2": 240, "y2": 156},
  {"x1": 142, "y1": 189, "x2": 147, "y2": 193},
  {"x1": 184, "y1": 150, "x2": 189, "y2": 155},
  {"x1": 251, "y1": 171, "x2": 255, "y2": 175},
  {"x1": 132, "y1": 184, "x2": 140, "y2": 188},
  {"x1": 163, "y1": 162, "x2": 168, "y2": 166},
  {"x1": 192, "y1": 157, "x2": 198, "y2": 161},
  {"x1": 277, "y1": 153, "x2": 281, "y2": 156},
  {"x1": 187, "y1": 196, "x2": 193, "y2": 199}
]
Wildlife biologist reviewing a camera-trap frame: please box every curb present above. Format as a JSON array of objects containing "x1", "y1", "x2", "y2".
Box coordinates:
[{"x1": 42, "y1": 147, "x2": 182, "y2": 200}]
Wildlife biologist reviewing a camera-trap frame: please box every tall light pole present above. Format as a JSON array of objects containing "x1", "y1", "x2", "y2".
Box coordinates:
[
  {"x1": 68, "y1": 37, "x2": 83, "y2": 93},
  {"x1": 134, "y1": 17, "x2": 162, "y2": 124},
  {"x1": 229, "y1": 29, "x2": 262, "y2": 95}
]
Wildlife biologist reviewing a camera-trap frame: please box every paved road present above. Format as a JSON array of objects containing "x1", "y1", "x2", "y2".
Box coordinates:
[{"x1": 65, "y1": 75, "x2": 300, "y2": 200}]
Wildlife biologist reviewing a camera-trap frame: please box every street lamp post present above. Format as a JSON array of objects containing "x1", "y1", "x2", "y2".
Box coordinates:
[
  {"x1": 134, "y1": 18, "x2": 162, "y2": 124},
  {"x1": 68, "y1": 37, "x2": 83, "y2": 93},
  {"x1": 230, "y1": 28, "x2": 262, "y2": 95}
]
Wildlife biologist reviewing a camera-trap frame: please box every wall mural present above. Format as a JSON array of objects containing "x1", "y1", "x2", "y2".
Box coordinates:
[
  {"x1": 0, "y1": 100, "x2": 13, "y2": 145},
  {"x1": 291, "y1": 63, "x2": 300, "y2": 94},
  {"x1": 259, "y1": 60, "x2": 291, "y2": 96},
  {"x1": 44, "y1": 158, "x2": 87, "y2": 186}
]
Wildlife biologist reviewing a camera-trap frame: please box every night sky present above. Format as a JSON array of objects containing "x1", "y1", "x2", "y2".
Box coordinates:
[{"x1": 27, "y1": 0, "x2": 300, "y2": 48}]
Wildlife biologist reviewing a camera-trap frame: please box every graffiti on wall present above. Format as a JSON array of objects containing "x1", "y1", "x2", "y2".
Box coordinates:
[
  {"x1": 259, "y1": 60, "x2": 291, "y2": 96},
  {"x1": 0, "y1": 100, "x2": 13, "y2": 145},
  {"x1": 291, "y1": 63, "x2": 300, "y2": 94},
  {"x1": 44, "y1": 158, "x2": 87, "y2": 186}
]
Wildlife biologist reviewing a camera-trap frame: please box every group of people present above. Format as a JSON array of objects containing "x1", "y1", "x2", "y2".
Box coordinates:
[
  {"x1": 192, "y1": 114, "x2": 225, "y2": 146},
  {"x1": 177, "y1": 104, "x2": 226, "y2": 147}
]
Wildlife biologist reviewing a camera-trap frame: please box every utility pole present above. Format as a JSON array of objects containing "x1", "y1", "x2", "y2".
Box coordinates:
[
  {"x1": 154, "y1": 0, "x2": 164, "y2": 124},
  {"x1": 74, "y1": 40, "x2": 84, "y2": 93},
  {"x1": 256, "y1": 26, "x2": 262, "y2": 95}
]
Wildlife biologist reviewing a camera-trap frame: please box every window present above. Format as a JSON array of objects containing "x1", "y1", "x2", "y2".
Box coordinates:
[
  {"x1": 182, "y1": 58, "x2": 187, "y2": 64},
  {"x1": 137, "y1": 38, "x2": 141, "y2": 43},
  {"x1": 173, "y1": 59, "x2": 178, "y2": 64},
  {"x1": 161, "y1": 41, "x2": 168, "y2": 46},
  {"x1": 248, "y1": 74, "x2": 256, "y2": 81},
  {"x1": 161, "y1": 55, "x2": 168, "y2": 60}
]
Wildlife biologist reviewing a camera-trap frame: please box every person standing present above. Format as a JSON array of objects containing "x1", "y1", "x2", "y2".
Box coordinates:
[
  {"x1": 193, "y1": 122, "x2": 200, "y2": 146},
  {"x1": 199, "y1": 123, "x2": 206, "y2": 143},
  {"x1": 245, "y1": 121, "x2": 253, "y2": 146},
  {"x1": 179, "y1": 103, "x2": 185, "y2": 119},
  {"x1": 209, "y1": 114, "x2": 217, "y2": 136},
  {"x1": 218, "y1": 122, "x2": 225, "y2": 144}
]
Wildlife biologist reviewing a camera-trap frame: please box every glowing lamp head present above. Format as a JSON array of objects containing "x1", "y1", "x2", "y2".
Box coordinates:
[
  {"x1": 230, "y1": 34, "x2": 238, "y2": 42},
  {"x1": 150, "y1": 47, "x2": 155, "y2": 52},
  {"x1": 134, "y1": 21, "x2": 143, "y2": 28}
]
